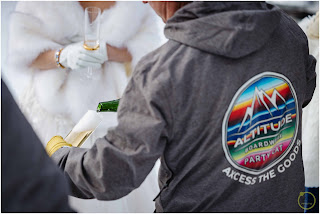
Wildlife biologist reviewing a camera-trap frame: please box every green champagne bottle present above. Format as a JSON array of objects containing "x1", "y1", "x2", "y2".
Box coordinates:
[{"x1": 97, "y1": 99, "x2": 120, "y2": 112}]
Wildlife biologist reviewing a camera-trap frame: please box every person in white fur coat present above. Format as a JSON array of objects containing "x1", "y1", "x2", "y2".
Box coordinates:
[
  {"x1": 6, "y1": 1, "x2": 165, "y2": 212},
  {"x1": 299, "y1": 12, "x2": 319, "y2": 212}
]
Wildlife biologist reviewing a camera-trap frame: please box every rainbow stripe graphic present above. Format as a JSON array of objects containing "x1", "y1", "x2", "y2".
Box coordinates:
[{"x1": 223, "y1": 75, "x2": 297, "y2": 173}]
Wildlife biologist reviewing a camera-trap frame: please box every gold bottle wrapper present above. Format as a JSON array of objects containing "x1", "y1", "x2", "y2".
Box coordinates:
[{"x1": 46, "y1": 136, "x2": 72, "y2": 157}]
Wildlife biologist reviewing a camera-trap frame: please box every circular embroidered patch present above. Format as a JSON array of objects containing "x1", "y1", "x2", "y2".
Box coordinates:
[{"x1": 222, "y1": 72, "x2": 299, "y2": 175}]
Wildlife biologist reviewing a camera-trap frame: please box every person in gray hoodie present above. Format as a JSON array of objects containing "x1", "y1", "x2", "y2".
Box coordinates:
[{"x1": 46, "y1": 1, "x2": 317, "y2": 212}]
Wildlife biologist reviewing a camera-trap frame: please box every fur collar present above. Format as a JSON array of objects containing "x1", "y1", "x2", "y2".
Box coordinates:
[{"x1": 13, "y1": 1, "x2": 150, "y2": 47}]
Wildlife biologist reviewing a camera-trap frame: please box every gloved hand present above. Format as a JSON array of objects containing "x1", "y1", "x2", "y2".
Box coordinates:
[
  {"x1": 59, "y1": 42, "x2": 108, "y2": 70},
  {"x1": 46, "y1": 136, "x2": 72, "y2": 157}
]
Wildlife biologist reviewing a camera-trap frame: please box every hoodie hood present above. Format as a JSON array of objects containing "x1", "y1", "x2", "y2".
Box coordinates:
[{"x1": 164, "y1": 2, "x2": 281, "y2": 59}]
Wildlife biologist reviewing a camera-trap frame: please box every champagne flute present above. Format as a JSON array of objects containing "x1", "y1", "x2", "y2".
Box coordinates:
[
  {"x1": 83, "y1": 7, "x2": 101, "y2": 77},
  {"x1": 65, "y1": 110, "x2": 102, "y2": 147}
]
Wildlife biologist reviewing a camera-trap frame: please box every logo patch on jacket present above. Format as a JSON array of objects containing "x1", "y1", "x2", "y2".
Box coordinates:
[{"x1": 222, "y1": 72, "x2": 299, "y2": 175}]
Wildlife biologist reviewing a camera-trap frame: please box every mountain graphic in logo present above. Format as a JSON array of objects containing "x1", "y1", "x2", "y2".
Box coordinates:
[
  {"x1": 222, "y1": 72, "x2": 298, "y2": 175},
  {"x1": 238, "y1": 87, "x2": 286, "y2": 132}
]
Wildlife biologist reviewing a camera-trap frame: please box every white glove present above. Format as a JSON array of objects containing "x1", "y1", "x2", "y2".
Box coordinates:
[{"x1": 60, "y1": 42, "x2": 108, "y2": 70}]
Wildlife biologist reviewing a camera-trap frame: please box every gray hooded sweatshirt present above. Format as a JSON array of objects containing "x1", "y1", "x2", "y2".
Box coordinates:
[{"x1": 52, "y1": 2, "x2": 316, "y2": 212}]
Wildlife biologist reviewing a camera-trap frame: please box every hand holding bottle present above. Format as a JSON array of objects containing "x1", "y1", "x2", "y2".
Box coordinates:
[{"x1": 59, "y1": 41, "x2": 108, "y2": 70}]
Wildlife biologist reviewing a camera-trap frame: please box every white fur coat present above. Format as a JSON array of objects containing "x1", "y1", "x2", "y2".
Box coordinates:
[
  {"x1": 6, "y1": 1, "x2": 165, "y2": 212},
  {"x1": 7, "y1": 1, "x2": 165, "y2": 145},
  {"x1": 299, "y1": 13, "x2": 319, "y2": 188}
]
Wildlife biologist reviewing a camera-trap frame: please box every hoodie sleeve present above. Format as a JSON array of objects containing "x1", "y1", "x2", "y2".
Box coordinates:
[
  {"x1": 51, "y1": 64, "x2": 172, "y2": 200},
  {"x1": 302, "y1": 54, "x2": 317, "y2": 108}
]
